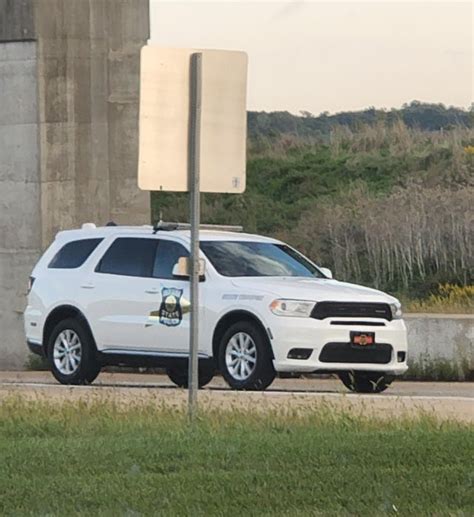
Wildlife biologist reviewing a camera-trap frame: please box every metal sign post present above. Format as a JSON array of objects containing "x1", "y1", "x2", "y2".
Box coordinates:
[
  {"x1": 138, "y1": 46, "x2": 248, "y2": 419},
  {"x1": 188, "y1": 53, "x2": 202, "y2": 419}
]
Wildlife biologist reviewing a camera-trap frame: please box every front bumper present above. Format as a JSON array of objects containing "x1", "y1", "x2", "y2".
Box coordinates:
[{"x1": 268, "y1": 316, "x2": 408, "y2": 375}]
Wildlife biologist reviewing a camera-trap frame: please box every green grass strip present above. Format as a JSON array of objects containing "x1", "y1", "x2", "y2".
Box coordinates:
[{"x1": 0, "y1": 398, "x2": 472, "y2": 516}]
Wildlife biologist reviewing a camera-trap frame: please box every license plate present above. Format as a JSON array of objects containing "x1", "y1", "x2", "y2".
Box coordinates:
[{"x1": 350, "y1": 331, "x2": 375, "y2": 346}]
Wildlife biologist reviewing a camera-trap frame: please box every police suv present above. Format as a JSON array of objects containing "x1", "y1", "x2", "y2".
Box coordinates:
[{"x1": 24, "y1": 223, "x2": 408, "y2": 392}]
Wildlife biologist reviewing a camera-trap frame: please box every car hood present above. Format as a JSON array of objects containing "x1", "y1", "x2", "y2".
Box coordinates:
[{"x1": 230, "y1": 277, "x2": 397, "y2": 303}]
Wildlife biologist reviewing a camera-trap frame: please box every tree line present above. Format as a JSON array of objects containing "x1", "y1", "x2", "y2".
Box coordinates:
[{"x1": 248, "y1": 101, "x2": 472, "y2": 139}]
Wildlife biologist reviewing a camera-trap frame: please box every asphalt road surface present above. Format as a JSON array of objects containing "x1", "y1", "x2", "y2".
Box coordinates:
[{"x1": 1, "y1": 371, "x2": 472, "y2": 422}]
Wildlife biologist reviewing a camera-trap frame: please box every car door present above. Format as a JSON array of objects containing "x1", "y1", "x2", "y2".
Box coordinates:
[
  {"x1": 145, "y1": 238, "x2": 192, "y2": 354},
  {"x1": 86, "y1": 236, "x2": 162, "y2": 351}
]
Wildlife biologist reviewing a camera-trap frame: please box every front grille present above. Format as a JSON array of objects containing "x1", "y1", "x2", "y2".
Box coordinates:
[
  {"x1": 319, "y1": 342, "x2": 392, "y2": 364},
  {"x1": 311, "y1": 302, "x2": 392, "y2": 321}
]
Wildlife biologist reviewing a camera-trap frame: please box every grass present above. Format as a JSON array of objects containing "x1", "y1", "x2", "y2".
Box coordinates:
[{"x1": 0, "y1": 399, "x2": 472, "y2": 516}]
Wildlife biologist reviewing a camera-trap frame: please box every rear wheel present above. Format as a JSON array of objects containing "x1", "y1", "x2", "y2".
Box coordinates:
[
  {"x1": 166, "y1": 362, "x2": 215, "y2": 389},
  {"x1": 218, "y1": 321, "x2": 276, "y2": 391},
  {"x1": 47, "y1": 318, "x2": 100, "y2": 385},
  {"x1": 339, "y1": 371, "x2": 394, "y2": 393}
]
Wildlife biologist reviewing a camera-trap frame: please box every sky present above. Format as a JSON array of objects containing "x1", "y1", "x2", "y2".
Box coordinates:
[{"x1": 150, "y1": 1, "x2": 473, "y2": 115}]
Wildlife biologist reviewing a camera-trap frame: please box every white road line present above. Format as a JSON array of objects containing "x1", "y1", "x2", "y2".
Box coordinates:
[{"x1": 0, "y1": 382, "x2": 170, "y2": 390}]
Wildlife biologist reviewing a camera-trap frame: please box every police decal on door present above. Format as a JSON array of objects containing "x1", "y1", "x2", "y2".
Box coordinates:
[
  {"x1": 159, "y1": 287, "x2": 184, "y2": 327},
  {"x1": 146, "y1": 286, "x2": 190, "y2": 328}
]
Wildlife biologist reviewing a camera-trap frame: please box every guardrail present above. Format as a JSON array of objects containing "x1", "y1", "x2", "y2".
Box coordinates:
[{"x1": 405, "y1": 314, "x2": 473, "y2": 381}]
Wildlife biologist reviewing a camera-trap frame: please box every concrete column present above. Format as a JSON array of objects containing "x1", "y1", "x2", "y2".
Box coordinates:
[
  {"x1": 35, "y1": 0, "x2": 151, "y2": 247},
  {"x1": 0, "y1": 38, "x2": 41, "y2": 368},
  {"x1": 0, "y1": 0, "x2": 150, "y2": 368}
]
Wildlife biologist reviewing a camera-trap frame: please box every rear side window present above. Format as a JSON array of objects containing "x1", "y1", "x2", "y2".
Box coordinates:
[
  {"x1": 96, "y1": 238, "x2": 157, "y2": 277},
  {"x1": 49, "y1": 238, "x2": 103, "y2": 269},
  {"x1": 153, "y1": 240, "x2": 189, "y2": 279}
]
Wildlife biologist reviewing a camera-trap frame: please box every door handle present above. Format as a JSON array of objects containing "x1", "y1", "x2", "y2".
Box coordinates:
[
  {"x1": 80, "y1": 283, "x2": 95, "y2": 289},
  {"x1": 145, "y1": 288, "x2": 160, "y2": 294}
]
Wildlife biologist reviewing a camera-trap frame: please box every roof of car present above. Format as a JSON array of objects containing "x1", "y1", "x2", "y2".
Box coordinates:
[{"x1": 55, "y1": 224, "x2": 281, "y2": 244}]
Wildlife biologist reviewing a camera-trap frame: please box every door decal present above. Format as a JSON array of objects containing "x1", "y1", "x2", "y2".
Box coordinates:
[{"x1": 146, "y1": 287, "x2": 191, "y2": 328}]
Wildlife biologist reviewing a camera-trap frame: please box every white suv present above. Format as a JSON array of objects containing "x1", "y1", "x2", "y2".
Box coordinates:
[{"x1": 24, "y1": 223, "x2": 408, "y2": 392}]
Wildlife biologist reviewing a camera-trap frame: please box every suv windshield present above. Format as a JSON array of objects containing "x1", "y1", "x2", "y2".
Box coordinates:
[{"x1": 200, "y1": 241, "x2": 325, "y2": 278}]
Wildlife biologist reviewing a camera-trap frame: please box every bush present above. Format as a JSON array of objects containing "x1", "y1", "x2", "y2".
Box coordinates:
[{"x1": 406, "y1": 284, "x2": 474, "y2": 313}]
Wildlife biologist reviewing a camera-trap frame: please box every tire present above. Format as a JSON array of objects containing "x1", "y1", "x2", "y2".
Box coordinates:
[
  {"x1": 166, "y1": 361, "x2": 215, "y2": 389},
  {"x1": 339, "y1": 371, "x2": 394, "y2": 393},
  {"x1": 218, "y1": 320, "x2": 276, "y2": 391},
  {"x1": 47, "y1": 317, "x2": 101, "y2": 385}
]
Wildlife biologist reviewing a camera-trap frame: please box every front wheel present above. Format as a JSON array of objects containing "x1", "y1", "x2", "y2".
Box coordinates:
[
  {"x1": 339, "y1": 371, "x2": 394, "y2": 393},
  {"x1": 218, "y1": 321, "x2": 276, "y2": 391}
]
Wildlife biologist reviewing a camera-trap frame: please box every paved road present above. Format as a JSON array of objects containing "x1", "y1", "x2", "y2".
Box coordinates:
[
  {"x1": 1, "y1": 371, "x2": 473, "y2": 422},
  {"x1": 0, "y1": 371, "x2": 473, "y2": 398}
]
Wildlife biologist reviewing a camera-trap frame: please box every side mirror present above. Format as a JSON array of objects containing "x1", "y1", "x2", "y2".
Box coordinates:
[
  {"x1": 172, "y1": 257, "x2": 206, "y2": 279},
  {"x1": 320, "y1": 267, "x2": 333, "y2": 279}
]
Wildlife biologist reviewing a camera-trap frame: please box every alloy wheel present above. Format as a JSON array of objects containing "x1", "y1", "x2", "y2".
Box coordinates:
[
  {"x1": 53, "y1": 329, "x2": 82, "y2": 375},
  {"x1": 225, "y1": 332, "x2": 257, "y2": 381}
]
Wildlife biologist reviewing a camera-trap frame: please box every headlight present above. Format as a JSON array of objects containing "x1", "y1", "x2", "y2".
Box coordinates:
[
  {"x1": 269, "y1": 299, "x2": 316, "y2": 317},
  {"x1": 390, "y1": 302, "x2": 402, "y2": 319}
]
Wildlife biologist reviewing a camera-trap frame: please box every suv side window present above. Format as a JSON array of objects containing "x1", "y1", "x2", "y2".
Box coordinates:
[
  {"x1": 49, "y1": 238, "x2": 103, "y2": 269},
  {"x1": 153, "y1": 240, "x2": 189, "y2": 279},
  {"x1": 97, "y1": 238, "x2": 157, "y2": 278}
]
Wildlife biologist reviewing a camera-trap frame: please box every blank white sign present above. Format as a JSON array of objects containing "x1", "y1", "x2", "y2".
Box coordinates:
[{"x1": 138, "y1": 47, "x2": 248, "y2": 193}]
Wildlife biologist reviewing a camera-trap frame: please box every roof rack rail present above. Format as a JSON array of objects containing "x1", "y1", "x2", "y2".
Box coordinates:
[{"x1": 153, "y1": 220, "x2": 243, "y2": 234}]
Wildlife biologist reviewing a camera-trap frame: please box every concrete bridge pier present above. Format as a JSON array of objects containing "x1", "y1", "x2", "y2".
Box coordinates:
[{"x1": 0, "y1": 0, "x2": 151, "y2": 368}]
